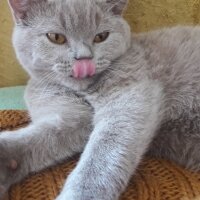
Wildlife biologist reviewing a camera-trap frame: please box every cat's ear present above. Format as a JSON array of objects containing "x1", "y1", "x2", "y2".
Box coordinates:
[
  {"x1": 107, "y1": 0, "x2": 128, "y2": 15},
  {"x1": 97, "y1": 0, "x2": 128, "y2": 15},
  {"x1": 8, "y1": 0, "x2": 33, "y2": 22}
]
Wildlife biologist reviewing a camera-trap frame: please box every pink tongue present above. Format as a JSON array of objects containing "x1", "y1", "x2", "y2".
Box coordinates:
[{"x1": 72, "y1": 59, "x2": 96, "y2": 79}]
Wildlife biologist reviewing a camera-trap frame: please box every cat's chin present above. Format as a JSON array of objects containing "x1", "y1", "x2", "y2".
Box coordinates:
[{"x1": 60, "y1": 76, "x2": 95, "y2": 91}]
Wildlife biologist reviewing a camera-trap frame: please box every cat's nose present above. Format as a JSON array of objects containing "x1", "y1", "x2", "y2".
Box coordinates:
[
  {"x1": 73, "y1": 43, "x2": 93, "y2": 60},
  {"x1": 74, "y1": 55, "x2": 93, "y2": 60},
  {"x1": 74, "y1": 50, "x2": 93, "y2": 60}
]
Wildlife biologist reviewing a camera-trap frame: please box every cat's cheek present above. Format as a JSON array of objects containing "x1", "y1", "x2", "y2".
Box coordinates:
[
  {"x1": 95, "y1": 59, "x2": 111, "y2": 74},
  {"x1": 30, "y1": 52, "x2": 52, "y2": 70},
  {"x1": 52, "y1": 63, "x2": 72, "y2": 76},
  {"x1": 32, "y1": 57, "x2": 42, "y2": 68}
]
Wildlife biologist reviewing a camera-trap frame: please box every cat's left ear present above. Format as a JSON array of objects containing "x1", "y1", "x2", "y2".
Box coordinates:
[
  {"x1": 8, "y1": 0, "x2": 42, "y2": 23},
  {"x1": 8, "y1": 0, "x2": 30, "y2": 22},
  {"x1": 97, "y1": 0, "x2": 128, "y2": 15}
]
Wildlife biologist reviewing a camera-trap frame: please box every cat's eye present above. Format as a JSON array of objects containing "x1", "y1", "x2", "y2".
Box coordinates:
[
  {"x1": 46, "y1": 33, "x2": 66, "y2": 45},
  {"x1": 94, "y1": 32, "x2": 109, "y2": 43}
]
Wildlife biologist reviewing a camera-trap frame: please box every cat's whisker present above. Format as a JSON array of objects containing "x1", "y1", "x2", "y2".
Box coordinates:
[
  {"x1": 30, "y1": 72, "x2": 57, "y2": 103},
  {"x1": 37, "y1": 73, "x2": 57, "y2": 101},
  {"x1": 107, "y1": 66, "x2": 130, "y2": 78},
  {"x1": 31, "y1": 71, "x2": 55, "y2": 89}
]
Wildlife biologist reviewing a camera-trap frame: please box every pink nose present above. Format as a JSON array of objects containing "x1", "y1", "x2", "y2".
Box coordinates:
[{"x1": 72, "y1": 59, "x2": 96, "y2": 79}]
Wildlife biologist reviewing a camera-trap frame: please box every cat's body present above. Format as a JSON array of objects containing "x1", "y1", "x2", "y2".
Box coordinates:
[{"x1": 1, "y1": 0, "x2": 200, "y2": 199}]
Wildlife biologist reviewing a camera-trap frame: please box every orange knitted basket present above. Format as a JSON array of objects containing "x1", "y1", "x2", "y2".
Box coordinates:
[{"x1": 1, "y1": 110, "x2": 200, "y2": 200}]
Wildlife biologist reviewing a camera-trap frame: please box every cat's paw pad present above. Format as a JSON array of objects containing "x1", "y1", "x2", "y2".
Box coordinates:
[
  {"x1": 0, "y1": 144, "x2": 21, "y2": 198},
  {"x1": 7, "y1": 159, "x2": 18, "y2": 170}
]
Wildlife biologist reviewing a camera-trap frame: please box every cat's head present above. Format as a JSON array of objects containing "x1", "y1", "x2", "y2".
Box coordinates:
[{"x1": 9, "y1": 0, "x2": 131, "y2": 91}]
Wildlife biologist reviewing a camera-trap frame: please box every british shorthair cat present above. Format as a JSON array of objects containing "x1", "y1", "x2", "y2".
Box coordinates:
[{"x1": 1, "y1": 0, "x2": 200, "y2": 199}]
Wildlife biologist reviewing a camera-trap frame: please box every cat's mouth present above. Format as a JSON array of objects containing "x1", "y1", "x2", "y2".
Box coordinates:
[{"x1": 72, "y1": 59, "x2": 96, "y2": 79}]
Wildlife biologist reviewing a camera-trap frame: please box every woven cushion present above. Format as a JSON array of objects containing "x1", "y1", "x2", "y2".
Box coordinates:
[{"x1": 1, "y1": 110, "x2": 200, "y2": 200}]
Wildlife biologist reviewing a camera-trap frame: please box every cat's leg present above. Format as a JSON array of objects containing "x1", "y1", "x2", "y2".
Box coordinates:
[
  {"x1": 56, "y1": 82, "x2": 163, "y2": 200},
  {"x1": 0, "y1": 92, "x2": 92, "y2": 198}
]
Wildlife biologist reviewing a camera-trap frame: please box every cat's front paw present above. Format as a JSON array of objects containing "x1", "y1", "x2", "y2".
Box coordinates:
[
  {"x1": 56, "y1": 187, "x2": 114, "y2": 200},
  {"x1": 0, "y1": 137, "x2": 24, "y2": 199},
  {"x1": 55, "y1": 189, "x2": 95, "y2": 200},
  {"x1": 55, "y1": 171, "x2": 117, "y2": 200},
  {"x1": 56, "y1": 177, "x2": 98, "y2": 200}
]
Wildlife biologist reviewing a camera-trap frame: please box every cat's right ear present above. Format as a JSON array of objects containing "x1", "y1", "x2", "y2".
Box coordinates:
[
  {"x1": 96, "y1": 0, "x2": 128, "y2": 15},
  {"x1": 8, "y1": 0, "x2": 32, "y2": 23}
]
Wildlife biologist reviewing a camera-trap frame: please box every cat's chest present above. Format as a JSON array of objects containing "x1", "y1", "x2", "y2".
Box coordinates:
[
  {"x1": 81, "y1": 84, "x2": 134, "y2": 110},
  {"x1": 79, "y1": 69, "x2": 139, "y2": 109},
  {"x1": 80, "y1": 90, "x2": 110, "y2": 109}
]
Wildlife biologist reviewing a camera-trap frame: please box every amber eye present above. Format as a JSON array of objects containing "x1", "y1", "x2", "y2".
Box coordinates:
[
  {"x1": 46, "y1": 33, "x2": 66, "y2": 45},
  {"x1": 94, "y1": 32, "x2": 109, "y2": 43}
]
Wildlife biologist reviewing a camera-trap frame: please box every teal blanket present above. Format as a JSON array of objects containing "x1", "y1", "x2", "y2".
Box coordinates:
[{"x1": 0, "y1": 86, "x2": 26, "y2": 110}]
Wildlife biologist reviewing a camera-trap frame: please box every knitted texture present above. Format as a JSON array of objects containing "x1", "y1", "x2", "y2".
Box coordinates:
[{"x1": 0, "y1": 110, "x2": 200, "y2": 200}]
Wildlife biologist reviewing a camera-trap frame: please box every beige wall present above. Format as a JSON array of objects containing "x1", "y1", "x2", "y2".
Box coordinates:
[
  {"x1": 1, "y1": 0, "x2": 200, "y2": 87},
  {"x1": 124, "y1": 0, "x2": 200, "y2": 33},
  {"x1": 0, "y1": 1, "x2": 28, "y2": 87}
]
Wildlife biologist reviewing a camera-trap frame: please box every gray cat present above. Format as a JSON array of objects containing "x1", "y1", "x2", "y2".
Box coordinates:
[{"x1": 1, "y1": 0, "x2": 200, "y2": 199}]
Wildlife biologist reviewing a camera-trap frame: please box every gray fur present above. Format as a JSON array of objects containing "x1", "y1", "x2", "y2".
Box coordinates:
[{"x1": 1, "y1": 0, "x2": 200, "y2": 199}]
